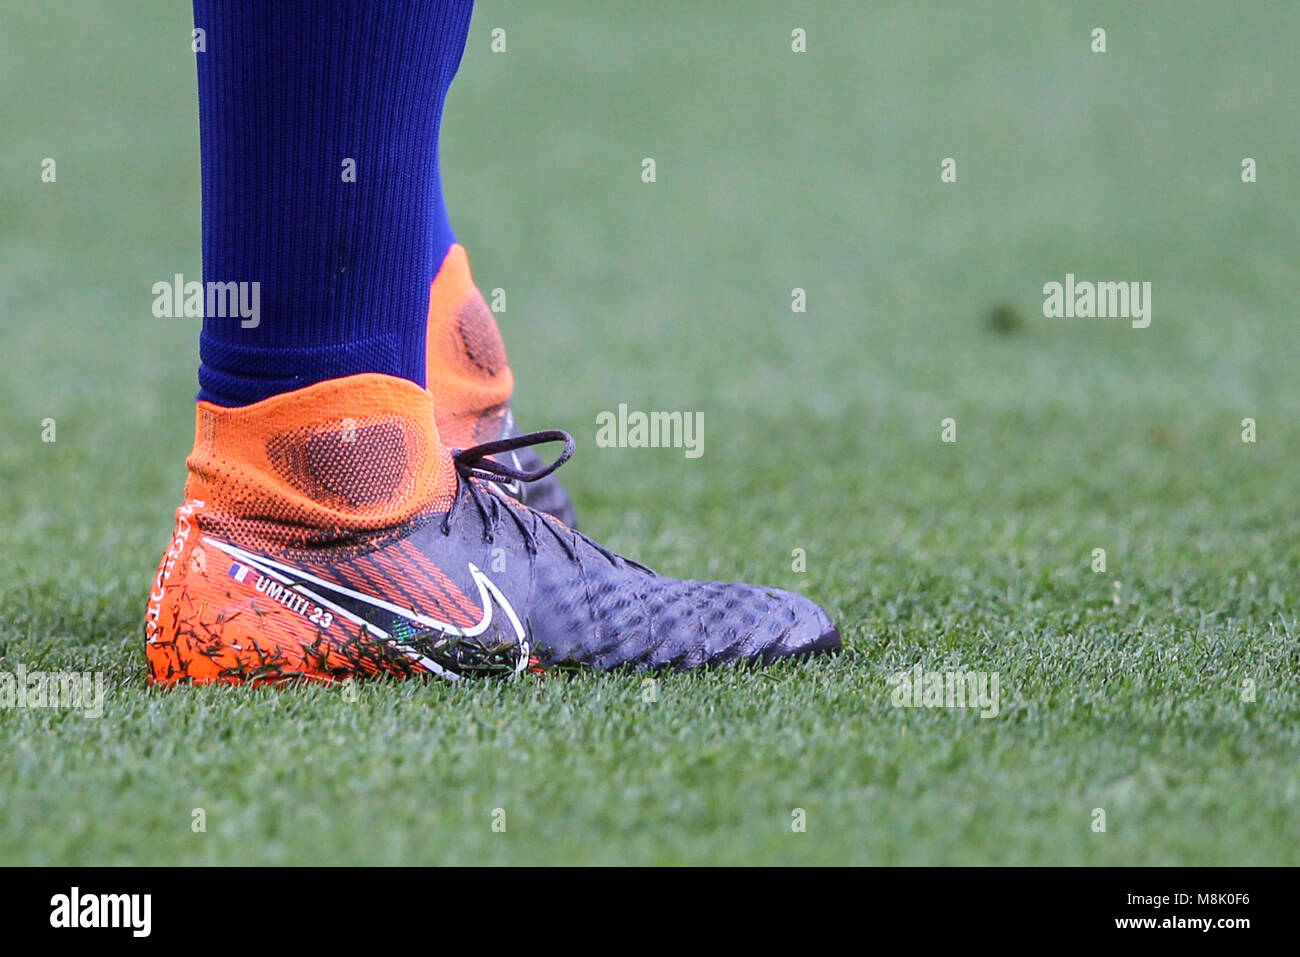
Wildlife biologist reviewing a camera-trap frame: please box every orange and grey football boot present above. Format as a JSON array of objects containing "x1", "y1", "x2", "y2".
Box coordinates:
[
  {"x1": 424, "y1": 243, "x2": 577, "y2": 527},
  {"x1": 143, "y1": 373, "x2": 840, "y2": 685}
]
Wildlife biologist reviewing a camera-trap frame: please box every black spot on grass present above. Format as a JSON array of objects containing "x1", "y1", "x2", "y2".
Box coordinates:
[{"x1": 984, "y1": 302, "x2": 1026, "y2": 336}]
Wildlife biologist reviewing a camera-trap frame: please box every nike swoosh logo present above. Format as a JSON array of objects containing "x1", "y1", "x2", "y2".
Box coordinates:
[{"x1": 203, "y1": 538, "x2": 529, "y2": 680}]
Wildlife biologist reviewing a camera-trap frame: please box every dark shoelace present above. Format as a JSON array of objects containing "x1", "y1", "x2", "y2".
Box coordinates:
[
  {"x1": 442, "y1": 430, "x2": 638, "y2": 569},
  {"x1": 451, "y1": 429, "x2": 574, "y2": 487}
]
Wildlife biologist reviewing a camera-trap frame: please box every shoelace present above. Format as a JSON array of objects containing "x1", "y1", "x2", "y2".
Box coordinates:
[
  {"x1": 452, "y1": 429, "x2": 574, "y2": 487},
  {"x1": 442, "y1": 430, "x2": 633, "y2": 568}
]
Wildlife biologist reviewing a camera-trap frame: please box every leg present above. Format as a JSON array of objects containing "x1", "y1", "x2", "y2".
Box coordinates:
[{"x1": 144, "y1": 0, "x2": 838, "y2": 684}]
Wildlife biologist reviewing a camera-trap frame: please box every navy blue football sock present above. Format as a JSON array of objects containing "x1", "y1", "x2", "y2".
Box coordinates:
[{"x1": 192, "y1": 0, "x2": 474, "y2": 406}]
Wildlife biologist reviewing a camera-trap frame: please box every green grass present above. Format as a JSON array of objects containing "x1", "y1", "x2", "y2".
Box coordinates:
[{"x1": 2, "y1": 0, "x2": 1299, "y2": 864}]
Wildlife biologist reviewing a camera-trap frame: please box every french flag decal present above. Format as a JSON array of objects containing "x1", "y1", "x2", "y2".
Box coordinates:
[{"x1": 228, "y1": 561, "x2": 255, "y2": 583}]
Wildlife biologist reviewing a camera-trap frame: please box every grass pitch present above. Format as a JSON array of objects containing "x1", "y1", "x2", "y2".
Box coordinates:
[{"x1": 2, "y1": 0, "x2": 1299, "y2": 865}]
